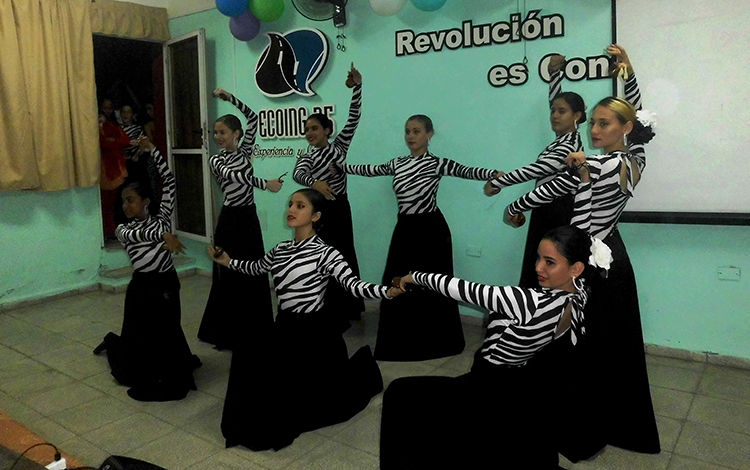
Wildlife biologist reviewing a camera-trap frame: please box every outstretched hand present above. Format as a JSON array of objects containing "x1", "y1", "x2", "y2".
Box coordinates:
[
  {"x1": 397, "y1": 273, "x2": 414, "y2": 291},
  {"x1": 266, "y1": 178, "x2": 283, "y2": 193},
  {"x1": 213, "y1": 88, "x2": 232, "y2": 101},
  {"x1": 208, "y1": 246, "x2": 230, "y2": 266},
  {"x1": 484, "y1": 170, "x2": 504, "y2": 197},
  {"x1": 504, "y1": 207, "x2": 526, "y2": 228}
]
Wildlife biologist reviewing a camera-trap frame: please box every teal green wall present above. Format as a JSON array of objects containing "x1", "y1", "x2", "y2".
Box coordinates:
[
  {"x1": 166, "y1": 1, "x2": 750, "y2": 360},
  {"x1": 0, "y1": 187, "x2": 102, "y2": 304},
  {"x1": 620, "y1": 224, "x2": 750, "y2": 359},
  {"x1": 1, "y1": 1, "x2": 747, "y2": 364}
]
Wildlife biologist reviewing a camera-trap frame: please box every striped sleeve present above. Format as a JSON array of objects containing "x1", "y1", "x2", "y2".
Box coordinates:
[
  {"x1": 571, "y1": 180, "x2": 593, "y2": 232},
  {"x1": 228, "y1": 95, "x2": 258, "y2": 152},
  {"x1": 331, "y1": 84, "x2": 362, "y2": 154},
  {"x1": 506, "y1": 172, "x2": 579, "y2": 216},
  {"x1": 437, "y1": 158, "x2": 496, "y2": 181},
  {"x1": 152, "y1": 149, "x2": 175, "y2": 225},
  {"x1": 252, "y1": 176, "x2": 268, "y2": 190},
  {"x1": 548, "y1": 69, "x2": 563, "y2": 106},
  {"x1": 228, "y1": 247, "x2": 275, "y2": 276},
  {"x1": 624, "y1": 73, "x2": 646, "y2": 171},
  {"x1": 212, "y1": 155, "x2": 258, "y2": 185},
  {"x1": 491, "y1": 135, "x2": 579, "y2": 189},
  {"x1": 293, "y1": 154, "x2": 317, "y2": 187},
  {"x1": 343, "y1": 160, "x2": 394, "y2": 177},
  {"x1": 320, "y1": 247, "x2": 390, "y2": 300},
  {"x1": 412, "y1": 272, "x2": 527, "y2": 324}
]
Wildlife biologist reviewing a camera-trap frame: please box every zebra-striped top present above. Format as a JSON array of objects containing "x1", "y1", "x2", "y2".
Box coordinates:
[
  {"x1": 412, "y1": 271, "x2": 587, "y2": 366},
  {"x1": 115, "y1": 149, "x2": 175, "y2": 273},
  {"x1": 122, "y1": 124, "x2": 143, "y2": 160},
  {"x1": 210, "y1": 95, "x2": 268, "y2": 207},
  {"x1": 228, "y1": 234, "x2": 391, "y2": 313},
  {"x1": 490, "y1": 70, "x2": 583, "y2": 190},
  {"x1": 343, "y1": 152, "x2": 497, "y2": 214},
  {"x1": 507, "y1": 73, "x2": 645, "y2": 240},
  {"x1": 293, "y1": 84, "x2": 362, "y2": 195}
]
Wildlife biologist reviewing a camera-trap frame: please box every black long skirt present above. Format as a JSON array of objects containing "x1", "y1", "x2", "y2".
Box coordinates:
[
  {"x1": 101, "y1": 269, "x2": 197, "y2": 401},
  {"x1": 221, "y1": 307, "x2": 383, "y2": 452},
  {"x1": 380, "y1": 353, "x2": 560, "y2": 469},
  {"x1": 198, "y1": 204, "x2": 274, "y2": 349},
  {"x1": 316, "y1": 194, "x2": 365, "y2": 323},
  {"x1": 374, "y1": 210, "x2": 464, "y2": 361},
  {"x1": 561, "y1": 229, "x2": 660, "y2": 460},
  {"x1": 518, "y1": 193, "x2": 574, "y2": 288}
]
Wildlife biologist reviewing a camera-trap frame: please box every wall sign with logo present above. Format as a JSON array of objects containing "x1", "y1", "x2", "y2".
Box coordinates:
[
  {"x1": 255, "y1": 28, "x2": 330, "y2": 97},
  {"x1": 395, "y1": 11, "x2": 611, "y2": 87}
]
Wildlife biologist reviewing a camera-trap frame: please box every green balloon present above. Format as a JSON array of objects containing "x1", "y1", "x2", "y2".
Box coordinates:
[{"x1": 248, "y1": 0, "x2": 285, "y2": 22}]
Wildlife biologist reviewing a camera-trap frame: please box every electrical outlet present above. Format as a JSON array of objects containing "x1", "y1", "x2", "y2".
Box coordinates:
[
  {"x1": 46, "y1": 457, "x2": 66, "y2": 470},
  {"x1": 466, "y1": 245, "x2": 482, "y2": 258},
  {"x1": 717, "y1": 266, "x2": 741, "y2": 281}
]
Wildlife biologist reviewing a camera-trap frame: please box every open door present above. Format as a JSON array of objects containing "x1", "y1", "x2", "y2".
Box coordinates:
[{"x1": 163, "y1": 29, "x2": 213, "y2": 243}]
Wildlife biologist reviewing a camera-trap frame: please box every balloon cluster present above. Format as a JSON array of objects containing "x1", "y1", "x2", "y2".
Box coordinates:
[
  {"x1": 370, "y1": 0, "x2": 446, "y2": 16},
  {"x1": 216, "y1": 0, "x2": 285, "y2": 41}
]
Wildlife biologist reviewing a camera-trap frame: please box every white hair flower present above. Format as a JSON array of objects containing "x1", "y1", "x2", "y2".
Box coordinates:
[
  {"x1": 636, "y1": 109, "x2": 657, "y2": 129},
  {"x1": 589, "y1": 237, "x2": 613, "y2": 272}
]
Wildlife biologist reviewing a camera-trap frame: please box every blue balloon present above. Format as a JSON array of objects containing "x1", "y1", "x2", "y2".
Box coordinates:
[
  {"x1": 229, "y1": 10, "x2": 261, "y2": 41},
  {"x1": 411, "y1": 0, "x2": 446, "y2": 12},
  {"x1": 216, "y1": 0, "x2": 248, "y2": 17}
]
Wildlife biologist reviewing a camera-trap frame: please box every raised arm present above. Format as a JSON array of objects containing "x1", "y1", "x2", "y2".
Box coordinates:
[
  {"x1": 608, "y1": 44, "x2": 646, "y2": 171},
  {"x1": 321, "y1": 248, "x2": 395, "y2": 299},
  {"x1": 214, "y1": 88, "x2": 258, "y2": 153},
  {"x1": 547, "y1": 54, "x2": 566, "y2": 107},
  {"x1": 331, "y1": 73, "x2": 362, "y2": 153},
  {"x1": 410, "y1": 272, "x2": 529, "y2": 324},
  {"x1": 438, "y1": 158, "x2": 497, "y2": 181}
]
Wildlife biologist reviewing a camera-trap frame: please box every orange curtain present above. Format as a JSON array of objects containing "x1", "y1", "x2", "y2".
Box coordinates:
[{"x1": 0, "y1": 0, "x2": 99, "y2": 191}]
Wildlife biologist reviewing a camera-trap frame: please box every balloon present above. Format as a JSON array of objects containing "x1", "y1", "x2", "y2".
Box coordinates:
[
  {"x1": 411, "y1": 0, "x2": 447, "y2": 12},
  {"x1": 216, "y1": 0, "x2": 248, "y2": 17},
  {"x1": 248, "y1": 0, "x2": 285, "y2": 22},
  {"x1": 229, "y1": 10, "x2": 261, "y2": 41},
  {"x1": 370, "y1": 0, "x2": 408, "y2": 16}
]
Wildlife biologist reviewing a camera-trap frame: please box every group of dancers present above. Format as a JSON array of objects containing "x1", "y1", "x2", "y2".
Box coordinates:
[{"x1": 95, "y1": 43, "x2": 659, "y2": 467}]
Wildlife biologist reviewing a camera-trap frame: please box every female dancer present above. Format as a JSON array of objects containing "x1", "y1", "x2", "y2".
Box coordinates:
[
  {"x1": 339, "y1": 115, "x2": 500, "y2": 361},
  {"x1": 485, "y1": 54, "x2": 587, "y2": 287},
  {"x1": 381, "y1": 225, "x2": 601, "y2": 469},
  {"x1": 197, "y1": 88, "x2": 283, "y2": 350},
  {"x1": 210, "y1": 188, "x2": 404, "y2": 451},
  {"x1": 293, "y1": 63, "x2": 365, "y2": 324},
  {"x1": 505, "y1": 44, "x2": 660, "y2": 457},
  {"x1": 96, "y1": 137, "x2": 199, "y2": 402}
]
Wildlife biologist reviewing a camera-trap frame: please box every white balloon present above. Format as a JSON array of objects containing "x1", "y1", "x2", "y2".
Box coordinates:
[{"x1": 370, "y1": 0, "x2": 408, "y2": 16}]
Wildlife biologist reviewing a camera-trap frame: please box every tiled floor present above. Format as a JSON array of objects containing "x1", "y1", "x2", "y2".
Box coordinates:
[{"x1": 1, "y1": 274, "x2": 749, "y2": 469}]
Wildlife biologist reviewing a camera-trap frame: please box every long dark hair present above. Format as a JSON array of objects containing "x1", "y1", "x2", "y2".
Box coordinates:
[
  {"x1": 542, "y1": 225, "x2": 595, "y2": 283},
  {"x1": 293, "y1": 188, "x2": 327, "y2": 232}
]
